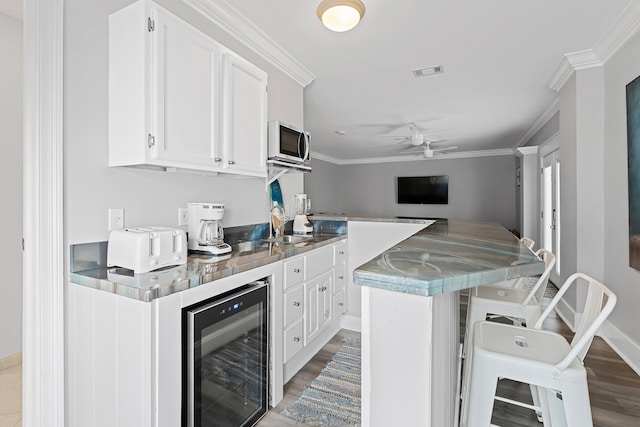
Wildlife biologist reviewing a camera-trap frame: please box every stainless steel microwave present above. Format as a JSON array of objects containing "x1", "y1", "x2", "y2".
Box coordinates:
[{"x1": 267, "y1": 121, "x2": 310, "y2": 165}]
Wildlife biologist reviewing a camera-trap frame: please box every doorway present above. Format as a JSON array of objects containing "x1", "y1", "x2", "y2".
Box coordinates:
[{"x1": 541, "y1": 149, "x2": 561, "y2": 283}]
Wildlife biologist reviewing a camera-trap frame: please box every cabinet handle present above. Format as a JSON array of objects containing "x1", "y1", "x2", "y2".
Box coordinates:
[
  {"x1": 318, "y1": 286, "x2": 327, "y2": 292},
  {"x1": 293, "y1": 268, "x2": 300, "y2": 273},
  {"x1": 339, "y1": 251, "x2": 345, "y2": 255},
  {"x1": 228, "y1": 160, "x2": 236, "y2": 165},
  {"x1": 338, "y1": 276, "x2": 344, "y2": 280},
  {"x1": 214, "y1": 157, "x2": 222, "y2": 163},
  {"x1": 293, "y1": 337, "x2": 300, "y2": 342},
  {"x1": 338, "y1": 302, "x2": 344, "y2": 306},
  {"x1": 147, "y1": 133, "x2": 155, "y2": 148},
  {"x1": 293, "y1": 301, "x2": 300, "y2": 307}
]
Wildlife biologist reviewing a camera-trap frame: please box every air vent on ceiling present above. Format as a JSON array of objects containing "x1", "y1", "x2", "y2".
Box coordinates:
[{"x1": 412, "y1": 65, "x2": 444, "y2": 78}]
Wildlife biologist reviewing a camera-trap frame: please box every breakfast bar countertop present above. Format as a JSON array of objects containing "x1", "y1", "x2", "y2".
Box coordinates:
[{"x1": 353, "y1": 219, "x2": 544, "y2": 297}]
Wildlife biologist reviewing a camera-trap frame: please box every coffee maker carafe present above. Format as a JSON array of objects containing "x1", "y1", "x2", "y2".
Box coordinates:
[
  {"x1": 187, "y1": 203, "x2": 232, "y2": 255},
  {"x1": 293, "y1": 193, "x2": 313, "y2": 234}
]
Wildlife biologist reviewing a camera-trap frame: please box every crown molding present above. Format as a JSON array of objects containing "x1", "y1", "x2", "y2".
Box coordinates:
[
  {"x1": 515, "y1": 146, "x2": 539, "y2": 156},
  {"x1": 547, "y1": 50, "x2": 602, "y2": 92},
  {"x1": 593, "y1": 0, "x2": 640, "y2": 64},
  {"x1": 311, "y1": 151, "x2": 344, "y2": 164},
  {"x1": 183, "y1": 0, "x2": 316, "y2": 87},
  {"x1": 312, "y1": 148, "x2": 515, "y2": 165},
  {"x1": 547, "y1": 1, "x2": 640, "y2": 92},
  {"x1": 514, "y1": 97, "x2": 560, "y2": 148}
]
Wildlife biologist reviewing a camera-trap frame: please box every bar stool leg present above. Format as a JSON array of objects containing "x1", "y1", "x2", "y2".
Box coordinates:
[
  {"x1": 556, "y1": 383, "x2": 593, "y2": 427},
  {"x1": 465, "y1": 354, "x2": 498, "y2": 427}
]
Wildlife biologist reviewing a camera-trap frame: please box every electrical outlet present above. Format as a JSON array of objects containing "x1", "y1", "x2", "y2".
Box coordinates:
[
  {"x1": 178, "y1": 208, "x2": 188, "y2": 226},
  {"x1": 109, "y1": 208, "x2": 124, "y2": 231}
]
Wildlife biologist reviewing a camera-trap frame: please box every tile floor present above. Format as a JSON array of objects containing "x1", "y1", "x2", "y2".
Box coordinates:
[{"x1": 0, "y1": 352, "x2": 21, "y2": 427}]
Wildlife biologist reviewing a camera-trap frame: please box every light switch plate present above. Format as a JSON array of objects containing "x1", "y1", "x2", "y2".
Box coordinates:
[
  {"x1": 109, "y1": 208, "x2": 124, "y2": 231},
  {"x1": 178, "y1": 208, "x2": 187, "y2": 226}
]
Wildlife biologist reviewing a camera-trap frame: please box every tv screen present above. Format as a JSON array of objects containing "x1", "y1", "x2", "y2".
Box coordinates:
[{"x1": 397, "y1": 175, "x2": 449, "y2": 204}]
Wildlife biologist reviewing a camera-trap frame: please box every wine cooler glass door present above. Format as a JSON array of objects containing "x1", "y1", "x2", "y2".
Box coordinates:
[{"x1": 185, "y1": 282, "x2": 269, "y2": 427}]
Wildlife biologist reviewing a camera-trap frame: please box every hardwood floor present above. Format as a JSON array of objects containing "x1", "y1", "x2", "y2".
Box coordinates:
[{"x1": 264, "y1": 289, "x2": 640, "y2": 426}]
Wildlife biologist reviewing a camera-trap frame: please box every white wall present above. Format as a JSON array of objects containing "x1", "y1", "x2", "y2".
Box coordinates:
[
  {"x1": 602, "y1": 30, "x2": 640, "y2": 347},
  {"x1": 64, "y1": 0, "x2": 304, "y2": 245},
  {"x1": 306, "y1": 156, "x2": 517, "y2": 230},
  {"x1": 0, "y1": 12, "x2": 23, "y2": 359}
]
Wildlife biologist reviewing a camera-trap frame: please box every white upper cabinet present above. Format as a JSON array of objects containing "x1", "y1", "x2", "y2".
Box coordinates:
[
  {"x1": 108, "y1": 0, "x2": 267, "y2": 177},
  {"x1": 221, "y1": 52, "x2": 268, "y2": 176},
  {"x1": 153, "y1": 7, "x2": 222, "y2": 167}
]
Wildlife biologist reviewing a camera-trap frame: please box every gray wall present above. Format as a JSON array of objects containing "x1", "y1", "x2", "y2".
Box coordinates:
[
  {"x1": 306, "y1": 156, "x2": 517, "y2": 230},
  {"x1": 0, "y1": 12, "x2": 22, "y2": 359},
  {"x1": 602, "y1": 30, "x2": 640, "y2": 344},
  {"x1": 64, "y1": 0, "x2": 304, "y2": 245}
]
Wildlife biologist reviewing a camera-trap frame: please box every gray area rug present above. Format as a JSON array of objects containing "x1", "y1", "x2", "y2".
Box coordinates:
[{"x1": 282, "y1": 340, "x2": 361, "y2": 426}]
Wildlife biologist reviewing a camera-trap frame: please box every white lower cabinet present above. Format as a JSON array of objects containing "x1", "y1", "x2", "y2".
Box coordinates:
[
  {"x1": 282, "y1": 239, "x2": 348, "y2": 383},
  {"x1": 283, "y1": 318, "x2": 304, "y2": 363},
  {"x1": 304, "y1": 271, "x2": 332, "y2": 345},
  {"x1": 334, "y1": 290, "x2": 346, "y2": 316}
]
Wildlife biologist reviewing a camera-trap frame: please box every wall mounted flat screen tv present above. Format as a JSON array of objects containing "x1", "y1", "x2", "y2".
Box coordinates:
[{"x1": 397, "y1": 175, "x2": 449, "y2": 204}]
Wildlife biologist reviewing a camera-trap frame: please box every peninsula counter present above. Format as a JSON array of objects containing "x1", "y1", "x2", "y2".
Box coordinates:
[{"x1": 353, "y1": 220, "x2": 544, "y2": 427}]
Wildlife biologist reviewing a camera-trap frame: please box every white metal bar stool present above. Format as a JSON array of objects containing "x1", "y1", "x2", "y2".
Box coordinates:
[
  {"x1": 460, "y1": 249, "x2": 555, "y2": 423},
  {"x1": 520, "y1": 236, "x2": 535, "y2": 251},
  {"x1": 461, "y1": 272, "x2": 617, "y2": 427},
  {"x1": 463, "y1": 249, "x2": 556, "y2": 351}
]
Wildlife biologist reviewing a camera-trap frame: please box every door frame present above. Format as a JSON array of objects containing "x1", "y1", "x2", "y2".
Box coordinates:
[
  {"x1": 23, "y1": 0, "x2": 65, "y2": 425},
  {"x1": 539, "y1": 133, "x2": 560, "y2": 283}
]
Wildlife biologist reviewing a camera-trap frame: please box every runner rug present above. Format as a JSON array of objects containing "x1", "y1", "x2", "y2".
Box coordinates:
[{"x1": 282, "y1": 340, "x2": 361, "y2": 426}]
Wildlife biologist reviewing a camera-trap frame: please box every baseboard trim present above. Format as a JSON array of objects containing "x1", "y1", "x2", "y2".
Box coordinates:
[
  {"x1": 341, "y1": 315, "x2": 361, "y2": 332},
  {"x1": 0, "y1": 351, "x2": 21, "y2": 370},
  {"x1": 599, "y1": 320, "x2": 640, "y2": 377}
]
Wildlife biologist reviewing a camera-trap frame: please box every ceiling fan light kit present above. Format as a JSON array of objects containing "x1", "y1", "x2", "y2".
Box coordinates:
[{"x1": 317, "y1": 0, "x2": 366, "y2": 32}]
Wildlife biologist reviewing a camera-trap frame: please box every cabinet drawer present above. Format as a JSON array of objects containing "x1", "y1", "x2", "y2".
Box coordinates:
[
  {"x1": 283, "y1": 285, "x2": 304, "y2": 327},
  {"x1": 334, "y1": 262, "x2": 347, "y2": 294},
  {"x1": 305, "y1": 245, "x2": 333, "y2": 281},
  {"x1": 283, "y1": 318, "x2": 304, "y2": 363},
  {"x1": 284, "y1": 256, "x2": 304, "y2": 290},
  {"x1": 333, "y1": 290, "x2": 346, "y2": 317},
  {"x1": 333, "y1": 240, "x2": 347, "y2": 265}
]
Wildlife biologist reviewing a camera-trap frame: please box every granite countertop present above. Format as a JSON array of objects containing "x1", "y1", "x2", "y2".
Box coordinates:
[
  {"x1": 70, "y1": 233, "x2": 346, "y2": 302},
  {"x1": 353, "y1": 220, "x2": 544, "y2": 297}
]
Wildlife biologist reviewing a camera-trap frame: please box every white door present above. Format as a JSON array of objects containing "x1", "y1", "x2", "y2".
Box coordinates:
[
  {"x1": 153, "y1": 8, "x2": 222, "y2": 167},
  {"x1": 541, "y1": 149, "x2": 561, "y2": 282},
  {"x1": 221, "y1": 52, "x2": 268, "y2": 176}
]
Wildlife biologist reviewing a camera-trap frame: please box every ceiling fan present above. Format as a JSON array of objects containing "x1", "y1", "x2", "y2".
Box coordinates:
[{"x1": 393, "y1": 124, "x2": 458, "y2": 158}]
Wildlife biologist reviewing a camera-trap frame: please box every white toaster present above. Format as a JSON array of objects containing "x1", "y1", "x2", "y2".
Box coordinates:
[{"x1": 107, "y1": 226, "x2": 187, "y2": 274}]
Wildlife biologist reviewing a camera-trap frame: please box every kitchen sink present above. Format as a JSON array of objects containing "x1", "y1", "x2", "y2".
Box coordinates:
[{"x1": 261, "y1": 235, "x2": 315, "y2": 244}]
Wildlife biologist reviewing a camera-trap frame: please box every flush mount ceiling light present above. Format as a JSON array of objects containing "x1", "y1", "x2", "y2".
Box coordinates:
[{"x1": 317, "y1": 0, "x2": 366, "y2": 32}]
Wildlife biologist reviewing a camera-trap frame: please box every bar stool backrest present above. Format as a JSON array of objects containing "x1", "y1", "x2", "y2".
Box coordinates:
[
  {"x1": 520, "y1": 248, "x2": 556, "y2": 307},
  {"x1": 520, "y1": 236, "x2": 535, "y2": 250},
  {"x1": 532, "y1": 272, "x2": 617, "y2": 376}
]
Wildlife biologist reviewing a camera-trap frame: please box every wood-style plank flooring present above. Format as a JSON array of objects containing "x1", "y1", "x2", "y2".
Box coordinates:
[{"x1": 261, "y1": 289, "x2": 640, "y2": 426}]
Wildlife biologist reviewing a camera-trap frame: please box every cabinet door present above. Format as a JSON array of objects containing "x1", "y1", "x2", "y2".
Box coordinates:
[
  {"x1": 221, "y1": 52, "x2": 268, "y2": 176},
  {"x1": 318, "y1": 273, "x2": 333, "y2": 331},
  {"x1": 304, "y1": 272, "x2": 332, "y2": 345},
  {"x1": 153, "y1": 8, "x2": 222, "y2": 167}
]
